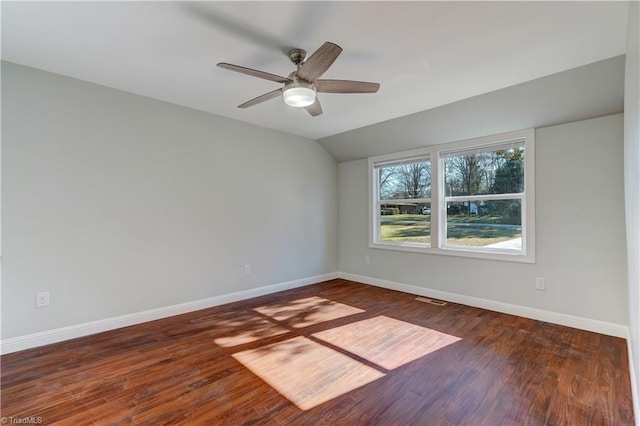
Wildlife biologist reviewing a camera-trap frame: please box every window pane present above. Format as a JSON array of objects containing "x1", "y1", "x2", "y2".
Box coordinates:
[
  {"x1": 379, "y1": 161, "x2": 431, "y2": 199},
  {"x1": 444, "y1": 146, "x2": 524, "y2": 196},
  {"x1": 446, "y1": 200, "x2": 522, "y2": 249},
  {"x1": 380, "y1": 203, "x2": 431, "y2": 244}
]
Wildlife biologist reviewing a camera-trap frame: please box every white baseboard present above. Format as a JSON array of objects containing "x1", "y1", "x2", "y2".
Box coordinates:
[
  {"x1": 628, "y1": 338, "x2": 640, "y2": 426},
  {"x1": 338, "y1": 272, "x2": 629, "y2": 338},
  {"x1": 0, "y1": 272, "x2": 339, "y2": 355}
]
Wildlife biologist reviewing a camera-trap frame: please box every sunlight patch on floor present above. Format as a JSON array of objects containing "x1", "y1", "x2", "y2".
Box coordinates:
[
  {"x1": 313, "y1": 315, "x2": 461, "y2": 370},
  {"x1": 253, "y1": 296, "x2": 365, "y2": 328},
  {"x1": 232, "y1": 336, "x2": 385, "y2": 410}
]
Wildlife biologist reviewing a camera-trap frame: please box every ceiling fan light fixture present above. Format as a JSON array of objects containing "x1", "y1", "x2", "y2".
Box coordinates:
[{"x1": 283, "y1": 79, "x2": 316, "y2": 107}]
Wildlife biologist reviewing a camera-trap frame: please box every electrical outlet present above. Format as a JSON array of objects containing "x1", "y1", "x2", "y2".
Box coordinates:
[
  {"x1": 364, "y1": 256, "x2": 370, "y2": 265},
  {"x1": 535, "y1": 277, "x2": 546, "y2": 291},
  {"x1": 36, "y1": 291, "x2": 50, "y2": 307},
  {"x1": 243, "y1": 264, "x2": 251, "y2": 275}
]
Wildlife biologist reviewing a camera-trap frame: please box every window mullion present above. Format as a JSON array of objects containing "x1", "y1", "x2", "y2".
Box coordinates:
[{"x1": 431, "y1": 150, "x2": 441, "y2": 249}]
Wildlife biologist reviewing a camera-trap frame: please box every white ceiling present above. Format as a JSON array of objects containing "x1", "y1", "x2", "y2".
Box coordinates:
[{"x1": 1, "y1": 1, "x2": 629, "y2": 140}]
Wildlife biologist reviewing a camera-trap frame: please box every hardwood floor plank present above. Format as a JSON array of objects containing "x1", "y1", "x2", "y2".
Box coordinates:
[{"x1": 1, "y1": 279, "x2": 634, "y2": 425}]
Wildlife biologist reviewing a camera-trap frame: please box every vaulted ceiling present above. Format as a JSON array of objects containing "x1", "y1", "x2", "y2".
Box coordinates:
[{"x1": 1, "y1": 1, "x2": 629, "y2": 140}]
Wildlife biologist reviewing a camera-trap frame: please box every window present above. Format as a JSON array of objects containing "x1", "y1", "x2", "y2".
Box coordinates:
[
  {"x1": 369, "y1": 129, "x2": 535, "y2": 263},
  {"x1": 375, "y1": 157, "x2": 431, "y2": 245}
]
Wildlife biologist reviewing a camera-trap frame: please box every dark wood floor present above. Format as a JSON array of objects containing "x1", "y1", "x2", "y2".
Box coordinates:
[{"x1": 1, "y1": 279, "x2": 635, "y2": 425}]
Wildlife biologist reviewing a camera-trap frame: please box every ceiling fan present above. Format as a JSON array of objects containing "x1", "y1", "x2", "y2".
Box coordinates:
[{"x1": 217, "y1": 42, "x2": 380, "y2": 117}]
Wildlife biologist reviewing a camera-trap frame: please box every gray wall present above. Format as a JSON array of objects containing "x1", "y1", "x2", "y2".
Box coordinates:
[
  {"x1": 1, "y1": 62, "x2": 338, "y2": 339},
  {"x1": 338, "y1": 114, "x2": 628, "y2": 325},
  {"x1": 624, "y1": 0, "x2": 640, "y2": 413}
]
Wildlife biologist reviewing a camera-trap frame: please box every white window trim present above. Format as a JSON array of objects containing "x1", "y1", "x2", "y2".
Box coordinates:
[{"x1": 368, "y1": 128, "x2": 535, "y2": 263}]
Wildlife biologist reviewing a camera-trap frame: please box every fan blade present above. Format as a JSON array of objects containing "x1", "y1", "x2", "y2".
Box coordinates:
[
  {"x1": 305, "y1": 99, "x2": 323, "y2": 117},
  {"x1": 238, "y1": 89, "x2": 282, "y2": 108},
  {"x1": 316, "y1": 79, "x2": 380, "y2": 93},
  {"x1": 217, "y1": 63, "x2": 291, "y2": 84},
  {"x1": 297, "y1": 42, "x2": 342, "y2": 82}
]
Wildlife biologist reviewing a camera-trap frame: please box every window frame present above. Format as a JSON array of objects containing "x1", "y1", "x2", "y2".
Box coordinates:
[{"x1": 368, "y1": 129, "x2": 535, "y2": 263}]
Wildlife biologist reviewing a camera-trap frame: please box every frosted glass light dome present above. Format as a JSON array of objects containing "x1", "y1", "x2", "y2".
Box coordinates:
[{"x1": 283, "y1": 78, "x2": 316, "y2": 107}]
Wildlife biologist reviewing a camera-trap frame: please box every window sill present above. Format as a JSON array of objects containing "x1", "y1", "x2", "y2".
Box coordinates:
[{"x1": 369, "y1": 241, "x2": 535, "y2": 263}]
